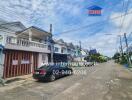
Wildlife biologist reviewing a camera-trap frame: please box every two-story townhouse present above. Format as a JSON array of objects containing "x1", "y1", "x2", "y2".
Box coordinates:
[
  {"x1": 0, "y1": 21, "x2": 27, "y2": 79},
  {"x1": 66, "y1": 43, "x2": 77, "y2": 62},
  {"x1": 52, "y1": 39, "x2": 68, "y2": 62},
  {"x1": 0, "y1": 22, "x2": 51, "y2": 79},
  {"x1": 53, "y1": 40, "x2": 82, "y2": 62},
  {"x1": 67, "y1": 43, "x2": 75, "y2": 55}
]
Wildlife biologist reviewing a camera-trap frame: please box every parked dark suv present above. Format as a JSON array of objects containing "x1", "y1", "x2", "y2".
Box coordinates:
[{"x1": 33, "y1": 65, "x2": 73, "y2": 82}]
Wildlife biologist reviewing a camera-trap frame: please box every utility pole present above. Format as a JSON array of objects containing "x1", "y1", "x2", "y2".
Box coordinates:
[
  {"x1": 79, "y1": 41, "x2": 82, "y2": 61},
  {"x1": 79, "y1": 41, "x2": 82, "y2": 56},
  {"x1": 124, "y1": 33, "x2": 131, "y2": 67},
  {"x1": 79, "y1": 41, "x2": 81, "y2": 51},
  {"x1": 50, "y1": 24, "x2": 54, "y2": 64},
  {"x1": 119, "y1": 35, "x2": 123, "y2": 57}
]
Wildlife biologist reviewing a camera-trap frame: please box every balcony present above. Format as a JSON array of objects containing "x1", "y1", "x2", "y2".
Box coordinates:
[{"x1": 4, "y1": 36, "x2": 50, "y2": 53}]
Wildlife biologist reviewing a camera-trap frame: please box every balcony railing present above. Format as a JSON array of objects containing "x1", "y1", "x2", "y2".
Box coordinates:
[{"x1": 6, "y1": 36, "x2": 48, "y2": 49}]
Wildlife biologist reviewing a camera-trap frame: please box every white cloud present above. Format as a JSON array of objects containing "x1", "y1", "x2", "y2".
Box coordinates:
[
  {"x1": 82, "y1": 33, "x2": 118, "y2": 56},
  {"x1": 110, "y1": 8, "x2": 132, "y2": 35},
  {"x1": 56, "y1": 31, "x2": 118, "y2": 56},
  {"x1": 31, "y1": 0, "x2": 43, "y2": 10},
  {"x1": 0, "y1": 0, "x2": 129, "y2": 56}
]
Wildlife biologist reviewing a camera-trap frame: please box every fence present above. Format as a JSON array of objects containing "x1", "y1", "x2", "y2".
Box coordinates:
[{"x1": 6, "y1": 36, "x2": 47, "y2": 49}]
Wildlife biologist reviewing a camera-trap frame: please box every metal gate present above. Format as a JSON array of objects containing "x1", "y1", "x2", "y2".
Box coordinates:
[
  {"x1": 32, "y1": 52, "x2": 38, "y2": 70},
  {"x1": 3, "y1": 50, "x2": 38, "y2": 78}
]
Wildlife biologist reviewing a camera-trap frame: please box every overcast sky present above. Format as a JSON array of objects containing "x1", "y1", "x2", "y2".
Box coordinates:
[{"x1": 0, "y1": 0, "x2": 132, "y2": 56}]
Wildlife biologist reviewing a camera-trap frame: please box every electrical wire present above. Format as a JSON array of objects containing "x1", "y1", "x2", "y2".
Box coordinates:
[
  {"x1": 119, "y1": 0, "x2": 126, "y2": 34},
  {"x1": 53, "y1": 11, "x2": 132, "y2": 36},
  {"x1": 119, "y1": 0, "x2": 131, "y2": 53},
  {"x1": 119, "y1": 0, "x2": 131, "y2": 34},
  {"x1": 0, "y1": 10, "x2": 132, "y2": 37}
]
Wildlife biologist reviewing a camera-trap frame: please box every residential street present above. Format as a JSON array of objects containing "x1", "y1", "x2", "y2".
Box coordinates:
[
  {"x1": 0, "y1": 1, "x2": 132, "y2": 100},
  {"x1": 1, "y1": 61, "x2": 132, "y2": 100}
]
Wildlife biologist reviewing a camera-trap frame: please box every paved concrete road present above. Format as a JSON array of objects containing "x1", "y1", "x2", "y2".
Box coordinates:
[{"x1": 1, "y1": 61, "x2": 132, "y2": 100}]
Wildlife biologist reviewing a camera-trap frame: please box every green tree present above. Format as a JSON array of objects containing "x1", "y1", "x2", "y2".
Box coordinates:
[{"x1": 85, "y1": 53, "x2": 107, "y2": 63}]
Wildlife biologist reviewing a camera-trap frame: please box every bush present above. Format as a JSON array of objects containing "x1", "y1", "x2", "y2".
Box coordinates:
[{"x1": 120, "y1": 56, "x2": 127, "y2": 64}]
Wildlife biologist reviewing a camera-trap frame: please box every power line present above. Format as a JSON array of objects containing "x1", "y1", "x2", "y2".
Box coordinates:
[
  {"x1": 0, "y1": 2, "x2": 132, "y2": 40},
  {"x1": 118, "y1": 0, "x2": 126, "y2": 54},
  {"x1": 0, "y1": 1, "x2": 130, "y2": 37},
  {"x1": 119, "y1": 0, "x2": 125, "y2": 34},
  {"x1": 54, "y1": 11, "x2": 132, "y2": 36},
  {"x1": 54, "y1": 22, "x2": 105, "y2": 36},
  {"x1": 119, "y1": 0, "x2": 131, "y2": 34},
  {"x1": 118, "y1": 0, "x2": 131, "y2": 54}
]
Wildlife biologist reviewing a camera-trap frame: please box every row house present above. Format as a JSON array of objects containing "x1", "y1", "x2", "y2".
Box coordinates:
[
  {"x1": 52, "y1": 39, "x2": 68, "y2": 62},
  {"x1": 52, "y1": 39, "x2": 82, "y2": 62},
  {"x1": 0, "y1": 21, "x2": 89, "y2": 79},
  {"x1": 0, "y1": 22, "x2": 51, "y2": 79}
]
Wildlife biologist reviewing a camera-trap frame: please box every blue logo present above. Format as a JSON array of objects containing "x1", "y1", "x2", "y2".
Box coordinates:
[{"x1": 88, "y1": 5, "x2": 102, "y2": 16}]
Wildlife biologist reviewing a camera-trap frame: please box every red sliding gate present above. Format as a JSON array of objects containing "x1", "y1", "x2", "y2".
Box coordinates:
[{"x1": 3, "y1": 50, "x2": 38, "y2": 78}]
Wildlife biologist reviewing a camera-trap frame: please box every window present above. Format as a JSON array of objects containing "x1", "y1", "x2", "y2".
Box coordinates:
[{"x1": 54, "y1": 47, "x2": 59, "y2": 52}]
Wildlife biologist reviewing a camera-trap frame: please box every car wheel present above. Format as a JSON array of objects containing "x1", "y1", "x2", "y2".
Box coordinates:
[{"x1": 49, "y1": 74, "x2": 56, "y2": 82}]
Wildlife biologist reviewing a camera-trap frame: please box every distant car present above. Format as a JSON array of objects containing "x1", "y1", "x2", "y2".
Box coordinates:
[{"x1": 33, "y1": 65, "x2": 73, "y2": 82}]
